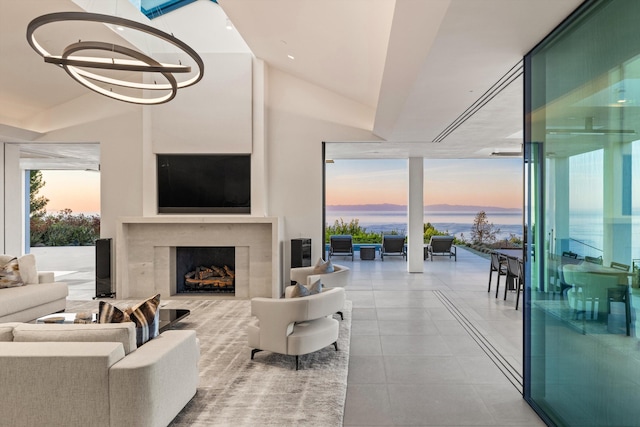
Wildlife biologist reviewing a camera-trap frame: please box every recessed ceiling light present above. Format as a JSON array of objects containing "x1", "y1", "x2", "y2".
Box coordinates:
[
  {"x1": 225, "y1": 19, "x2": 233, "y2": 30},
  {"x1": 116, "y1": 26, "x2": 125, "y2": 31},
  {"x1": 287, "y1": 54, "x2": 295, "y2": 60}
]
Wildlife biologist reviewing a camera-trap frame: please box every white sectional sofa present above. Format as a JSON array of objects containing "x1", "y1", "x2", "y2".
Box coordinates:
[
  {"x1": 0, "y1": 254, "x2": 68, "y2": 323},
  {"x1": 0, "y1": 322, "x2": 199, "y2": 427}
]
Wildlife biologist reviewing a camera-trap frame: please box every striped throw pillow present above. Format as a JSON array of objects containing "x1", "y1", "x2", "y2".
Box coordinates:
[
  {"x1": 125, "y1": 294, "x2": 161, "y2": 346},
  {"x1": 98, "y1": 294, "x2": 161, "y2": 346}
]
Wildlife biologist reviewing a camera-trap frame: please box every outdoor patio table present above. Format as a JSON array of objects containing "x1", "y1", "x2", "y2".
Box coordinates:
[{"x1": 360, "y1": 245, "x2": 376, "y2": 260}]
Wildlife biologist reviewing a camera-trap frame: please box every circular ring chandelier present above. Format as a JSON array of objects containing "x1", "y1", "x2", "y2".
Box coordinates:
[{"x1": 26, "y1": 12, "x2": 205, "y2": 105}]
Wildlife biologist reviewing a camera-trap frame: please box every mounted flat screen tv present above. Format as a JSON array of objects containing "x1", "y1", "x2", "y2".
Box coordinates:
[{"x1": 157, "y1": 154, "x2": 251, "y2": 214}]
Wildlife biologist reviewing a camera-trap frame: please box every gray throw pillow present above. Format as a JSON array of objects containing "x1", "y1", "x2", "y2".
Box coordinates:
[
  {"x1": 289, "y1": 279, "x2": 323, "y2": 298},
  {"x1": 313, "y1": 258, "x2": 335, "y2": 274}
]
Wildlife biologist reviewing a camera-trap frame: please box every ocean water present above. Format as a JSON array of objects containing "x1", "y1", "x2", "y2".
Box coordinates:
[{"x1": 325, "y1": 210, "x2": 523, "y2": 241}]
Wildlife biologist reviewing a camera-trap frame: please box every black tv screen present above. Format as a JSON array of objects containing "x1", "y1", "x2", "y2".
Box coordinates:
[{"x1": 157, "y1": 154, "x2": 251, "y2": 214}]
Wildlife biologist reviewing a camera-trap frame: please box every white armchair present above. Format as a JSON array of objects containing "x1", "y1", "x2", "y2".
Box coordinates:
[
  {"x1": 290, "y1": 263, "x2": 350, "y2": 288},
  {"x1": 248, "y1": 287, "x2": 346, "y2": 370}
]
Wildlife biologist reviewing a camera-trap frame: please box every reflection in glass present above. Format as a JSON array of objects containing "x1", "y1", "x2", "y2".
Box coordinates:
[{"x1": 525, "y1": 0, "x2": 640, "y2": 425}]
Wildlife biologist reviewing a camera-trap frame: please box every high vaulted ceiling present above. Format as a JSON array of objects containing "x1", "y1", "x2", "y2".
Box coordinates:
[{"x1": 0, "y1": 0, "x2": 584, "y2": 166}]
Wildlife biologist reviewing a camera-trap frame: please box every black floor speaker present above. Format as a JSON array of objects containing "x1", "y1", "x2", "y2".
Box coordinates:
[
  {"x1": 291, "y1": 238, "x2": 311, "y2": 268},
  {"x1": 95, "y1": 238, "x2": 115, "y2": 298}
]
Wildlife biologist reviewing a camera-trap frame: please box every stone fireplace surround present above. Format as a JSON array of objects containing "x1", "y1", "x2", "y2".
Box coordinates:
[{"x1": 116, "y1": 216, "x2": 282, "y2": 299}]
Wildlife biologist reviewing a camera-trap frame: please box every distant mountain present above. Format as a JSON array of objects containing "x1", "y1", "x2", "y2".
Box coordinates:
[
  {"x1": 424, "y1": 204, "x2": 521, "y2": 213},
  {"x1": 326, "y1": 203, "x2": 521, "y2": 213},
  {"x1": 327, "y1": 203, "x2": 405, "y2": 211}
]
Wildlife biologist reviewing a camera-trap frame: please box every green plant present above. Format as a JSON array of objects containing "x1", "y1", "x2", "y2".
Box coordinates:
[
  {"x1": 325, "y1": 218, "x2": 403, "y2": 244},
  {"x1": 30, "y1": 209, "x2": 100, "y2": 246},
  {"x1": 29, "y1": 170, "x2": 49, "y2": 218},
  {"x1": 423, "y1": 222, "x2": 447, "y2": 243}
]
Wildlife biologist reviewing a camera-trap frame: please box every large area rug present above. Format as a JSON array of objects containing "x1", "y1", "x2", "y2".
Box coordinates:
[{"x1": 66, "y1": 298, "x2": 352, "y2": 427}]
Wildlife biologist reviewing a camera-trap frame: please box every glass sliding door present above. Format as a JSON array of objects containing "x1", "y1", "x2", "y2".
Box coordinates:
[{"x1": 525, "y1": 0, "x2": 640, "y2": 425}]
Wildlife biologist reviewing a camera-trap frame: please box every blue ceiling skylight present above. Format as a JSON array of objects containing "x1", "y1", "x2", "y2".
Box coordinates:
[{"x1": 139, "y1": 0, "x2": 218, "y2": 19}]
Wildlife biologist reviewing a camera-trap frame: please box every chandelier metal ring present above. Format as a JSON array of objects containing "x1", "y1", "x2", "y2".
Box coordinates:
[
  {"x1": 60, "y1": 41, "x2": 178, "y2": 104},
  {"x1": 47, "y1": 41, "x2": 191, "y2": 74},
  {"x1": 26, "y1": 11, "x2": 204, "y2": 104}
]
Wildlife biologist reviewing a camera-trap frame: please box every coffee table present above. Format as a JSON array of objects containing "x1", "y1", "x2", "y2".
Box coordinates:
[
  {"x1": 159, "y1": 308, "x2": 190, "y2": 333},
  {"x1": 36, "y1": 312, "x2": 96, "y2": 324},
  {"x1": 36, "y1": 309, "x2": 190, "y2": 332}
]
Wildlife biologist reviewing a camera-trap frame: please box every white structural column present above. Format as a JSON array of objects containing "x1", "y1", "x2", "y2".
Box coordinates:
[
  {"x1": 550, "y1": 157, "x2": 570, "y2": 255},
  {"x1": 407, "y1": 157, "x2": 424, "y2": 273},
  {"x1": 4, "y1": 144, "x2": 24, "y2": 255},
  {"x1": 603, "y1": 141, "x2": 632, "y2": 265}
]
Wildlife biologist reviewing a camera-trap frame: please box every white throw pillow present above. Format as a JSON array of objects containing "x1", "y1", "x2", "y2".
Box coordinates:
[
  {"x1": 0, "y1": 257, "x2": 23, "y2": 288},
  {"x1": 0, "y1": 255, "x2": 14, "y2": 265},
  {"x1": 18, "y1": 254, "x2": 38, "y2": 284}
]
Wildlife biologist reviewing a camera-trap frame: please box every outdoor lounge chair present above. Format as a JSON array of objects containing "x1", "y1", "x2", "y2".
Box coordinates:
[
  {"x1": 329, "y1": 235, "x2": 354, "y2": 261},
  {"x1": 426, "y1": 235, "x2": 456, "y2": 261},
  {"x1": 381, "y1": 234, "x2": 406, "y2": 261}
]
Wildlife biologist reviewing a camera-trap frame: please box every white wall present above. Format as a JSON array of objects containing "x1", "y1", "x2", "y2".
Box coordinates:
[
  {"x1": 36, "y1": 111, "x2": 145, "y2": 240},
  {"x1": 0, "y1": 145, "x2": 3, "y2": 253},
  {"x1": 265, "y1": 67, "x2": 380, "y2": 267},
  {"x1": 3, "y1": 144, "x2": 23, "y2": 255},
  {"x1": 151, "y1": 53, "x2": 253, "y2": 154}
]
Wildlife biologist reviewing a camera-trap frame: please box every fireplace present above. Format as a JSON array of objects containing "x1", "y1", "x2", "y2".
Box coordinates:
[
  {"x1": 116, "y1": 216, "x2": 281, "y2": 299},
  {"x1": 176, "y1": 247, "x2": 235, "y2": 294}
]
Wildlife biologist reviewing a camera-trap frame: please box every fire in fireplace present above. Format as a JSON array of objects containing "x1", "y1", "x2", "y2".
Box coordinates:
[{"x1": 176, "y1": 247, "x2": 235, "y2": 294}]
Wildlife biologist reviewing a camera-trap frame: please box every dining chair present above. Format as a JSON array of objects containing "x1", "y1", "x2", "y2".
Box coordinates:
[
  {"x1": 610, "y1": 261, "x2": 630, "y2": 272},
  {"x1": 562, "y1": 266, "x2": 619, "y2": 332},
  {"x1": 515, "y1": 259, "x2": 524, "y2": 310},
  {"x1": 607, "y1": 285, "x2": 632, "y2": 336},
  {"x1": 488, "y1": 252, "x2": 507, "y2": 297},
  {"x1": 585, "y1": 255, "x2": 603, "y2": 265},
  {"x1": 504, "y1": 256, "x2": 520, "y2": 300}
]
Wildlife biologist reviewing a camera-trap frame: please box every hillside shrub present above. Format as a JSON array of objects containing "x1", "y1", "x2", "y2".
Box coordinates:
[
  {"x1": 30, "y1": 209, "x2": 100, "y2": 246},
  {"x1": 326, "y1": 218, "x2": 459, "y2": 244}
]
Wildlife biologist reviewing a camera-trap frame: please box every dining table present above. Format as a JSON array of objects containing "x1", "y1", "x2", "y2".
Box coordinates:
[
  {"x1": 493, "y1": 248, "x2": 524, "y2": 260},
  {"x1": 561, "y1": 262, "x2": 632, "y2": 284}
]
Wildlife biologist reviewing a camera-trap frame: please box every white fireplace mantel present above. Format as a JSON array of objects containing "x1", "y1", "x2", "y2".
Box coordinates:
[{"x1": 115, "y1": 216, "x2": 282, "y2": 299}]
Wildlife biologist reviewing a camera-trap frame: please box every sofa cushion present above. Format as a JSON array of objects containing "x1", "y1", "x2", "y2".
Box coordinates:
[
  {"x1": 17, "y1": 254, "x2": 38, "y2": 285},
  {"x1": 313, "y1": 258, "x2": 334, "y2": 274},
  {"x1": 289, "y1": 279, "x2": 323, "y2": 298},
  {"x1": 0, "y1": 282, "x2": 68, "y2": 319},
  {"x1": 12, "y1": 322, "x2": 137, "y2": 354},
  {"x1": 0, "y1": 323, "x2": 21, "y2": 341},
  {"x1": 99, "y1": 294, "x2": 160, "y2": 347},
  {"x1": 0, "y1": 257, "x2": 23, "y2": 289}
]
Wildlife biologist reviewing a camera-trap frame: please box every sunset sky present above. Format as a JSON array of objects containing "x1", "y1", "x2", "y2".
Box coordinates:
[
  {"x1": 326, "y1": 158, "x2": 523, "y2": 208},
  {"x1": 39, "y1": 170, "x2": 100, "y2": 215}
]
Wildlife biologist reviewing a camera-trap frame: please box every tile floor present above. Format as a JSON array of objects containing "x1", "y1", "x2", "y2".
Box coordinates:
[
  {"x1": 33, "y1": 245, "x2": 544, "y2": 426},
  {"x1": 338, "y1": 248, "x2": 544, "y2": 427}
]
